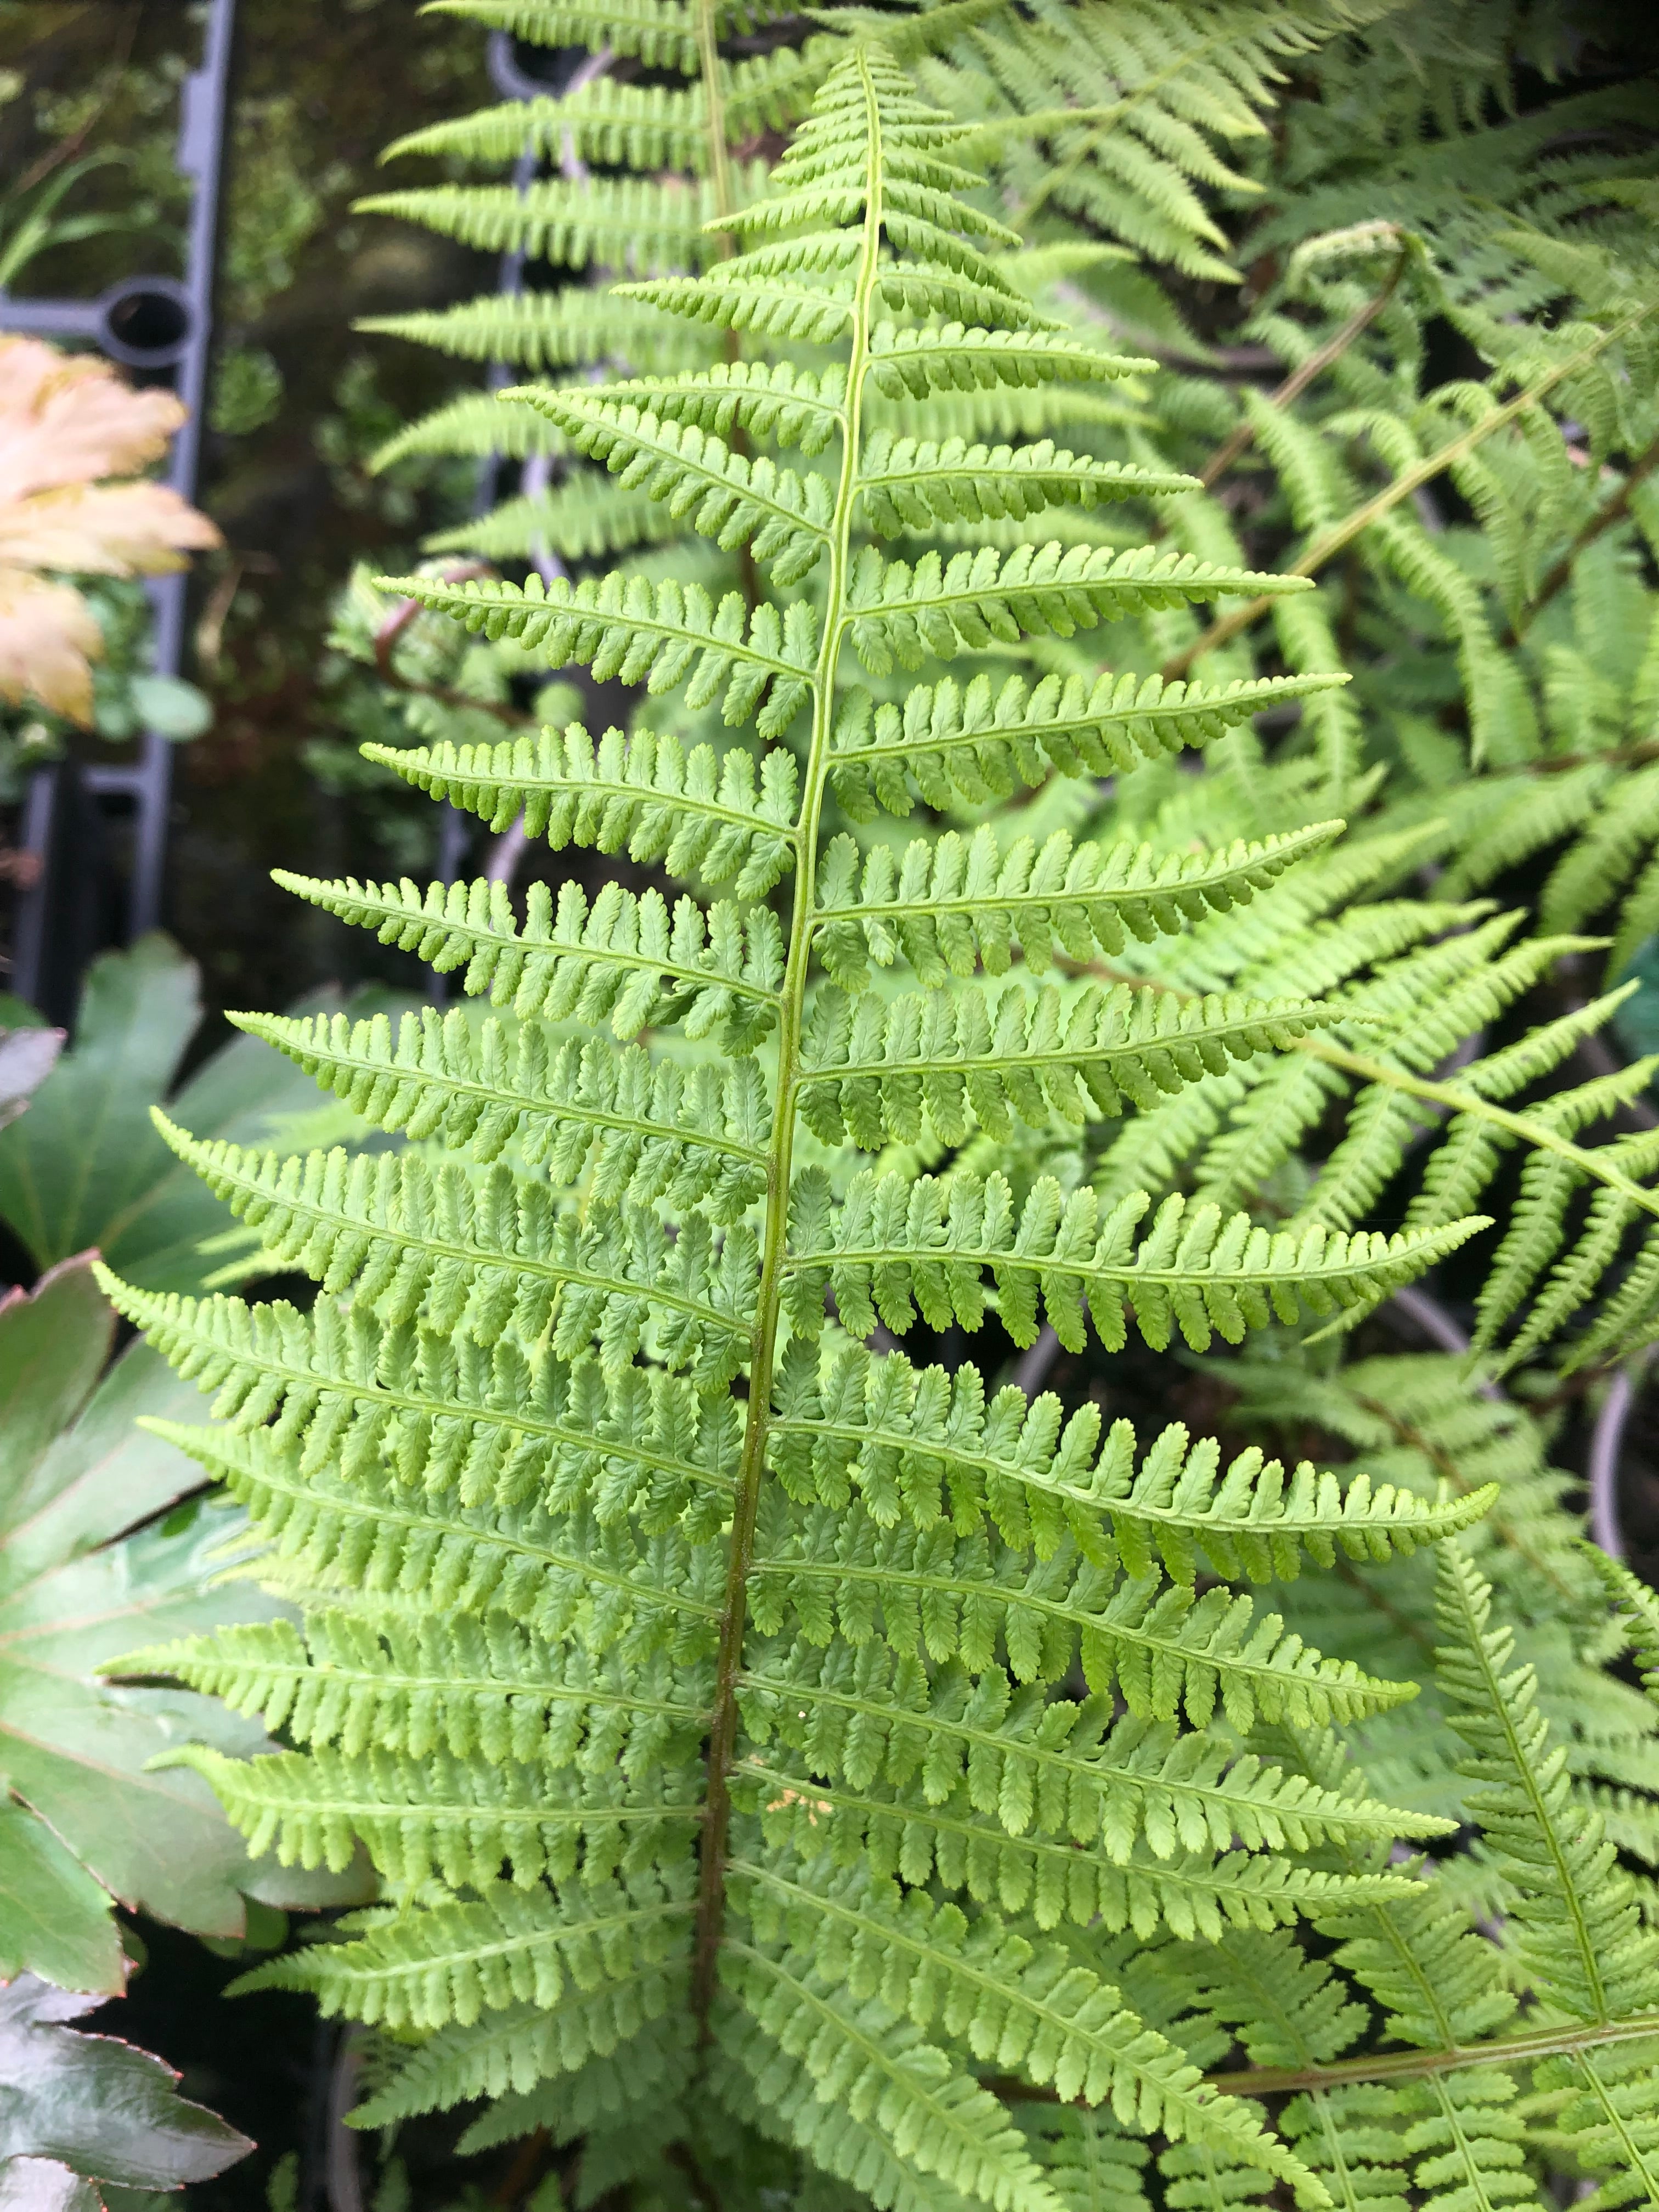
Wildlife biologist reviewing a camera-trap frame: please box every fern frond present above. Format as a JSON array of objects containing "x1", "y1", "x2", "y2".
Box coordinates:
[
  {"x1": 867, "y1": 323, "x2": 1153, "y2": 398},
  {"x1": 827, "y1": 669, "x2": 1345, "y2": 818},
  {"x1": 125, "y1": 1132, "x2": 759, "y2": 1382},
  {"x1": 738, "y1": 1639, "x2": 1452, "y2": 1859},
  {"x1": 1436, "y1": 1544, "x2": 1659, "y2": 2028},
  {"x1": 499, "y1": 386, "x2": 831, "y2": 581},
  {"x1": 747, "y1": 1758, "x2": 1414, "y2": 1945},
  {"x1": 737, "y1": 1854, "x2": 1320, "y2": 2188},
  {"x1": 798, "y1": 985, "x2": 1348, "y2": 1149},
  {"x1": 236, "y1": 1870, "x2": 694, "y2": 2029},
  {"x1": 559, "y1": 360, "x2": 848, "y2": 455},
  {"x1": 353, "y1": 1982, "x2": 690, "y2": 2124},
  {"x1": 425, "y1": 477, "x2": 680, "y2": 563},
  {"x1": 123, "y1": 1613, "x2": 711, "y2": 1773},
  {"x1": 359, "y1": 290, "x2": 719, "y2": 380},
  {"x1": 857, "y1": 433, "x2": 1194, "y2": 533},
  {"x1": 720, "y1": 1938, "x2": 1080, "y2": 2212},
  {"x1": 269, "y1": 869, "x2": 785, "y2": 1049},
  {"x1": 1587, "y1": 1550, "x2": 1659, "y2": 1707},
  {"x1": 383, "y1": 78, "x2": 715, "y2": 172},
  {"x1": 131, "y1": 1417, "x2": 724, "y2": 1654},
  {"x1": 786, "y1": 1165, "x2": 1482, "y2": 1355},
  {"x1": 160, "y1": 1737, "x2": 701, "y2": 1886},
  {"x1": 369, "y1": 389, "x2": 564, "y2": 471},
  {"x1": 356, "y1": 174, "x2": 726, "y2": 273},
  {"x1": 366, "y1": 724, "x2": 799, "y2": 896},
  {"x1": 126, "y1": 46, "x2": 1541, "y2": 2207},
  {"x1": 748, "y1": 1500, "x2": 1416, "y2": 1731},
  {"x1": 421, "y1": 0, "x2": 794, "y2": 72},
  {"x1": 844, "y1": 543, "x2": 1317, "y2": 676},
  {"x1": 373, "y1": 568, "x2": 816, "y2": 738},
  {"x1": 769, "y1": 1340, "x2": 1494, "y2": 1572},
  {"x1": 232, "y1": 1007, "x2": 768, "y2": 1217},
  {"x1": 811, "y1": 822, "x2": 1342, "y2": 988}
]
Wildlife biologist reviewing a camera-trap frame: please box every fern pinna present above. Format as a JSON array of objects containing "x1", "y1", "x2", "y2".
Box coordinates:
[{"x1": 105, "y1": 49, "x2": 1571, "y2": 2212}]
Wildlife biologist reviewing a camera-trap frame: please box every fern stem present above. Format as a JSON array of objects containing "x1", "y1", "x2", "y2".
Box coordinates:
[
  {"x1": 1503, "y1": 428, "x2": 1659, "y2": 646},
  {"x1": 1205, "y1": 2011, "x2": 1659, "y2": 2098},
  {"x1": 987, "y1": 2012, "x2": 1659, "y2": 2107},
  {"x1": 1197, "y1": 241, "x2": 1409, "y2": 491},
  {"x1": 689, "y1": 51, "x2": 886, "y2": 2035},
  {"x1": 1297, "y1": 1037, "x2": 1659, "y2": 1227},
  {"x1": 695, "y1": 0, "x2": 735, "y2": 243},
  {"x1": 1161, "y1": 309, "x2": 1654, "y2": 682}
]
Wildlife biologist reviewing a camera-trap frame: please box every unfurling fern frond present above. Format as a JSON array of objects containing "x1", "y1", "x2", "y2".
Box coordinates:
[{"x1": 119, "y1": 47, "x2": 1586, "y2": 2212}]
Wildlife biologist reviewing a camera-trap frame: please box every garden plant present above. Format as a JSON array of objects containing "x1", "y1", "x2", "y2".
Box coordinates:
[{"x1": 4, "y1": 4, "x2": 1659, "y2": 2211}]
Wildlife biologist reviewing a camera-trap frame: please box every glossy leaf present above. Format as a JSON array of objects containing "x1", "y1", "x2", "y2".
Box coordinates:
[{"x1": 0, "y1": 1976, "x2": 249, "y2": 2193}]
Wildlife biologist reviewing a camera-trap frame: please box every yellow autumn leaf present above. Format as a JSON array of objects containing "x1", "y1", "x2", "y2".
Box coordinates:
[
  {"x1": 0, "y1": 339, "x2": 187, "y2": 499},
  {"x1": 0, "y1": 569, "x2": 103, "y2": 723},
  {"x1": 0, "y1": 482, "x2": 219, "y2": 576},
  {"x1": 0, "y1": 335, "x2": 221, "y2": 726}
]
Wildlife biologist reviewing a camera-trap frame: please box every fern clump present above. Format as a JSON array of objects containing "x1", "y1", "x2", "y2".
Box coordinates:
[{"x1": 102, "y1": 42, "x2": 1659, "y2": 2212}]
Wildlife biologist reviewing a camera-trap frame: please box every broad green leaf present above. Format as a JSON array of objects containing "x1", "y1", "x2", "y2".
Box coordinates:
[
  {"x1": 0, "y1": 1028, "x2": 61, "y2": 1137},
  {"x1": 0, "y1": 1257, "x2": 364, "y2": 1987},
  {"x1": 0, "y1": 1804, "x2": 120, "y2": 1996},
  {"x1": 0, "y1": 1976, "x2": 249, "y2": 2192},
  {"x1": 0, "y1": 934, "x2": 398, "y2": 1294}
]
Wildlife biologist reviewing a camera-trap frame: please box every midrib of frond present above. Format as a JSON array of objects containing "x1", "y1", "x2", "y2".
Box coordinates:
[
  {"x1": 1305, "y1": 2090, "x2": 1367, "y2": 2212},
  {"x1": 1573, "y1": 2050, "x2": 1659, "y2": 2208},
  {"x1": 787, "y1": 1228, "x2": 1431, "y2": 1295},
  {"x1": 691, "y1": 49, "x2": 886, "y2": 2027},
  {"x1": 1430, "y1": 2078, "x2": 1516, "y2": 2212},
  {"x1": 1205, "y1": 2011, "x2": 1659, "y2": 2099}
]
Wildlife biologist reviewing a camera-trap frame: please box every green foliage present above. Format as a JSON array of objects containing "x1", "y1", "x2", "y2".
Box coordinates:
[
  {"x1": 0, "y1": 1972, "x2": 250, "y2": 2204},
  {"x1": 0, "y1": 934, "x2": 402, "y2": 1295},
  {"x1": 0, "y1": 1255, "x2": 353, "y2": 1997},
  {"x1": 109, "y1": 9, "x2": 1659, "y2": 2212}
]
